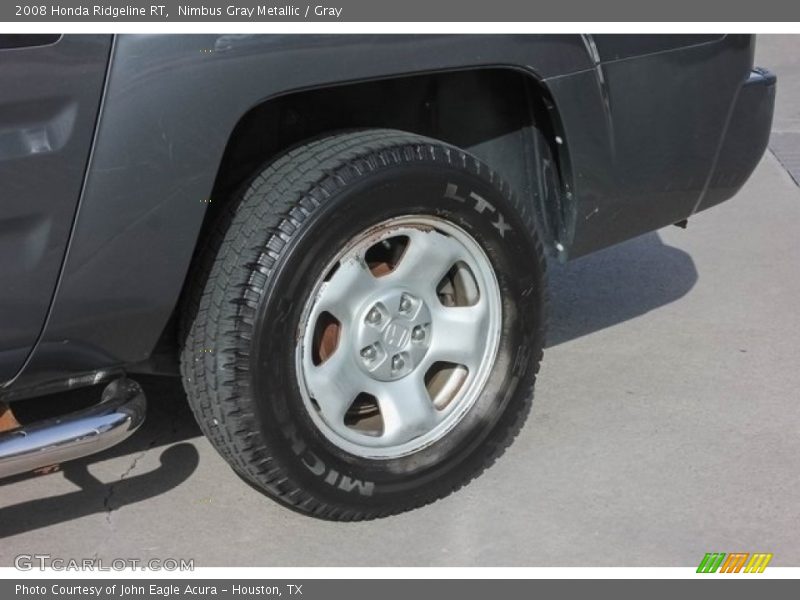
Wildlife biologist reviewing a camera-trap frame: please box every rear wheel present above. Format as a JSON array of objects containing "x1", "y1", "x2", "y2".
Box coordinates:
[{"x1": 180, "y1": 129, "x2": 546, "y2": 520}]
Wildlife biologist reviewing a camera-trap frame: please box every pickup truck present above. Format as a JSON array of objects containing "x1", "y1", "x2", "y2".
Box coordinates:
[{"x1": 0, "y1": 34, "x2": 775, "y2": 520}]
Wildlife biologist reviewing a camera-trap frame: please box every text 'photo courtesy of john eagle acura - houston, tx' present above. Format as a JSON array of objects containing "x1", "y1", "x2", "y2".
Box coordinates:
[{"x1": 0, "y1": 34, "x2": 774, "y2": 520}]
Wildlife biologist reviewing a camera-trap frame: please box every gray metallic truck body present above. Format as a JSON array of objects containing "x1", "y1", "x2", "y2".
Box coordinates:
[{"x1": 0, "y1": 34, "x2": 775, "y2": 398}]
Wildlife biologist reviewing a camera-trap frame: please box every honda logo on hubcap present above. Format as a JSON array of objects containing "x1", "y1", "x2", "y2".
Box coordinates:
[{"x1": 383, "y1": 321, "x2": 410, "y2": 350}]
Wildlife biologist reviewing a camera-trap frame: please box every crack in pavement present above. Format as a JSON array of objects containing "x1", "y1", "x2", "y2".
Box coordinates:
[
  {"x1": 102, "y1": 401, "x2": 184, "y2": 527},
  {"x1": 102, "y1": 446, "x2": 153, "y2": 527}
]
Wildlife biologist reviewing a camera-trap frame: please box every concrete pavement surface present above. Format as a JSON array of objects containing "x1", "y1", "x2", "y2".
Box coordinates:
[{"x1": 1, "y1": 35, "x2": 798, "y2": 567}]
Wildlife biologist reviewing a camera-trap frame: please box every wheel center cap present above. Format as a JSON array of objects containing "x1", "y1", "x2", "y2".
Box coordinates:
[
  {"x1": 355, "y1": 289, "x2": 432, "y2": 382},
  {"x1": 383, "y1": 321, "x2": 410, "y2": 351}
]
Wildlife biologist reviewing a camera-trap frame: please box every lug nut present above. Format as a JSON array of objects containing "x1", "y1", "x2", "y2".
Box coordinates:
[
  {"x1": 399, "y1": 295, "x2": 413, "y2": 313},
  {"x1": 361, "y1": 346, "x2": 377, "y2": 361},
  {"x1": 411, "y1": 326, "x2": 425, "y2": 342},
  {"x1": 391, "y1": 355, "x2": 405, "y2": 371},
  {"x1": 366, "y1": 307, "x2": 382, "y2": 324}
]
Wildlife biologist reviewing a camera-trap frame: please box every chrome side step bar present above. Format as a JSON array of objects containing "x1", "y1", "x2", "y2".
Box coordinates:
[{"x1": 0, "y1": 378, "x2": 146, "y2": 479}]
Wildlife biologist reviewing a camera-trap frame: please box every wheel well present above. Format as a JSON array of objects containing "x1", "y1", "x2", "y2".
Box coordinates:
[
  {"x1": 138, "y1": 68, "x2": 569, "y2": 375},
  {"x1": 207, "y1": 68, "x2": 568, "y2": 249}
]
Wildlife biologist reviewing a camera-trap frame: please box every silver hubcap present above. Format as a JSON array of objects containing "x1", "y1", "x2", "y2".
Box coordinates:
[
  {"x1": 355, "y1": 289, "x2": 432, "y2": 382},
  {"x1": 295, "y1": 215, "x2": 502, "y2": 459}
]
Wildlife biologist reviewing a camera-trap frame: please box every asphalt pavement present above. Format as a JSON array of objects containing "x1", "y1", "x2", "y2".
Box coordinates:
[{"x1": 1, "y1": 35, "x2": 798, "y2": 567}]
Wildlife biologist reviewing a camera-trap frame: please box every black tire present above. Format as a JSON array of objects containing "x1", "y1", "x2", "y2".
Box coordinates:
[{"x1": 180, "y1": 129, "x2": 546, "y2": 520}]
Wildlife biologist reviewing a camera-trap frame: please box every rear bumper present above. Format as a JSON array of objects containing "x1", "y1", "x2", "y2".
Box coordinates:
[{"x1": 696, "y1": 67, "x2": 777, "y2": 212}]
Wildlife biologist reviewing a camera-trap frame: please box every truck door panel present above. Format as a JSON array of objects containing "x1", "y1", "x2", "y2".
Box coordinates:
[{"x1": 0, "y1": 34, "x2": 111, "y2": 384}]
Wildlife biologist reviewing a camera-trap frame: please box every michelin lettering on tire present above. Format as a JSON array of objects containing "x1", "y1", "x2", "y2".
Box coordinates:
[{"x1": 282, "y1": 423, "x2": 375, "y2": 497}]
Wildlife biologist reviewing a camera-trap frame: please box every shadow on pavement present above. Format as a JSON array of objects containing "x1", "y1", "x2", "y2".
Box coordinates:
[
  {"x1": 0, "y1": 230, "x2": 697, "y2": 539},
  {"x1": 0, "y1": 376, "x2": 201, "y2": 539},
  {"x1": 546, "y1": 231, "x2": 698, "y2": 347},
  {"x1": 0, "y1": 443, "x2": 199, "y2": 538}
]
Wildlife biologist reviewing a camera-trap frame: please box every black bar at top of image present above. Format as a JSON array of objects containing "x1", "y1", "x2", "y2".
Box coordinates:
[{"x1": 2, "y1": 0, "x2": 800, "y2": 22}]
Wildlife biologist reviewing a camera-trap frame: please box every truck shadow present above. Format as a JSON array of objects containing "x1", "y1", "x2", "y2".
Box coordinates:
[
  {"x1": 0, "y1": 231, "x2": 696, "y2": 540},
  {"x1": 0, "y1": 376, "x2": 200, "y2": 539},
  {"x1": 0, "y1": 443, "x2": 198, "y2": 539},
  {"x1": 546, "y1": 232, "x2": 698, "y2": 348}
]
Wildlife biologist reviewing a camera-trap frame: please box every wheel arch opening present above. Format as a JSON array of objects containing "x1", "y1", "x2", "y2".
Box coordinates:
[
  {"x1": 151, "y1": 68, "x2": 572, "y2": 373},
  {"x1": 205, "y1": 67, "x2": 571, "y2": 253}
]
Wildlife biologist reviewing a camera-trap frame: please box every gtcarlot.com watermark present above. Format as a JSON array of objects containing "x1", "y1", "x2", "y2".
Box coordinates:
[{"x1": 14, "y1": 554, "x2": 194, "y2": 572}]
